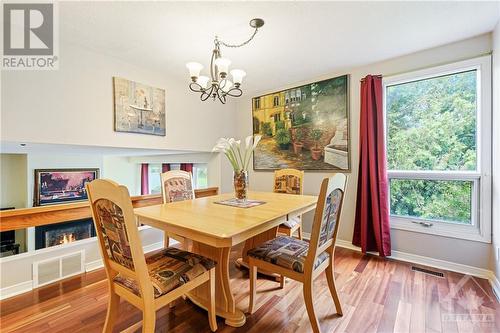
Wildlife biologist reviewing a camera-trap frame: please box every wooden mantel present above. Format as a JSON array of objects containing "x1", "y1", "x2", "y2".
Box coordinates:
[{"x1": 0, "y1": 187, "x2": 219, "y2": 232}]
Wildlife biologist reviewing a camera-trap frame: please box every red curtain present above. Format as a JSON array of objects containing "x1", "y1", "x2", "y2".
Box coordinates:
[
  {"x1": 140, "y1": 163, "x2": 149, "y2": 195},
  {"x1": 353, "y1": 75, "x2": 391, "y2": 257},
  {"x1": 162, "y1": 163, "x2": 170, "y2": 173},
  {"x1": 180, "y1": 163, "x2": 193, "y2": 174}
]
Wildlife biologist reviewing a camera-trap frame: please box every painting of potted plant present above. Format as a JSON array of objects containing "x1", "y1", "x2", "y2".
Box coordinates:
[
  {"x1": 292, "y1": 128, "x2": 304, "y2": 155},
  {"x1": 275, "y1": 128, "x2": 291, "y2": 150},
  {"x1": 310, "y1": 128, "x2": 323, "y2": 160},
  {"x1": 252, "y1": 74, "x2": 350, "y2": 171}
]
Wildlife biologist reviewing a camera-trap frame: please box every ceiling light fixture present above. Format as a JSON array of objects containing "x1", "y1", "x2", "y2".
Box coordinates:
[{"x1": 186, "y1": 18, "x2": 264, "y2": 104}]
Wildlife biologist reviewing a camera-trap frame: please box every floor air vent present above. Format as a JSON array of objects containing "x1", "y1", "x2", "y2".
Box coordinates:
[
  {"x1": 411, "y1": 266, "x2": 444, "y2": 277},
  {"x1": 33, "y1": 250, "x2": 85, "y2": 287}
]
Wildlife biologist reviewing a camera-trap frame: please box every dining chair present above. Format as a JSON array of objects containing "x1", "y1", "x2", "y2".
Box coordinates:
[
  {"x1": 274, "y1": 168, "x2": 305, "y2": 240},
  {"x1": 248, "y1": 174, "x2": 347, "y2": 333},
  {"x1": 86, "y1": 179, "x2": 217, "y2": 333},
  {"x1": 160, "y1": 170, "x2": 195, "y2": 248}
]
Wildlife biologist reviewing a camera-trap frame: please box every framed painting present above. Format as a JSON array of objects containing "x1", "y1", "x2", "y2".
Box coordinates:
[
  {"x1": 33, "y1": 168, "x2": 99, "y2": 206},
  {"x1": 252, "y1": 74, "x2": 350, "y2": 171},
  {"x1": 113, "y1": 77, "x2": 166, "y2": 136}
]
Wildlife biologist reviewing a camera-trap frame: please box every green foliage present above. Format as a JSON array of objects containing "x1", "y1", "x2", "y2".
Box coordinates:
[
  {"x1": 387, "y1": 70, "x2": 477, "y2": 224},
  {"x1": 294, "y1": 127, "x2": 304, "y2": 142},
  {"x1": 390, "y1": 179, "x2": 471, "y2": 224},
  {"x1": 275, "y1": 120, "x2": 286, "y2": 131},
  {"x1": 275, "y1": 128, "x2": 291, "y2": 145},
  {"x1": 311, "y1": 129, "x2": 323, "y2": 148},
  {"x1": 261, "y1": 122, "x2": 273, "y2": 137}
]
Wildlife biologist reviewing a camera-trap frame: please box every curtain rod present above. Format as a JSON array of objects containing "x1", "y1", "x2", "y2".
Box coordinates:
[{"x1": 360, "y1": 51, "x2": 492, "y2": 82}]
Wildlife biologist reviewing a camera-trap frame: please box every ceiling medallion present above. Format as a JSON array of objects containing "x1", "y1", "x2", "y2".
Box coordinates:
[{"x1": 186, "y1": 18, "x2": 265, "y2": 104}]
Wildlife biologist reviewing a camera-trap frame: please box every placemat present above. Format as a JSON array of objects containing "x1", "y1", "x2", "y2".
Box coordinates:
[{"x1": 214, "y1": 198, "x2": 266, "y2": 208}]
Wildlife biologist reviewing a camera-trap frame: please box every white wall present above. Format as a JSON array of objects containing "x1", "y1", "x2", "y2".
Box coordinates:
[
  {"x1": 102, "y1": 156, "x2": 141, "y2": 195},
  {"x1": 1, "y1": 41, "x2": 237, "y2": 152},
  {"x1": 491, "y1": 21, "x2": 500, "y2": 281},
  {"x1": 0, "y1": 154, "x2": 27, "y2": 209},
  {"x1": 236, "y1": 33, "x2": 493, "y2": 269}
]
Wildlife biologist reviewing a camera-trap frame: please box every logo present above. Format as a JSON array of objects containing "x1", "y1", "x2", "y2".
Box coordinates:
[
  {"x1": 441, "y1": 275, "x2": 495, "y2": 325},
  {"x1": 2, "y1": 2, "x2": 58, "y2": 70}
]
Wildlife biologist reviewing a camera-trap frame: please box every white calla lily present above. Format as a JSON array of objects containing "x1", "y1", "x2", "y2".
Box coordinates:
[{"x1": 212, "y1": 135, "x2": 262, "y2": 172}]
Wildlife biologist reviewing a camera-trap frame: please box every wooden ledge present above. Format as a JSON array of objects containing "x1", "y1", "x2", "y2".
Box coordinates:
[{"x1": 0, "y1": 187, "x2": 218, "y2": 232}]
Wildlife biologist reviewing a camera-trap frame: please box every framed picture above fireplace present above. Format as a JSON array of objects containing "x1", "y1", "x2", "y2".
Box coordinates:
[{"x1": 33, "y1": 168, "x2": 99, "y2": 206}]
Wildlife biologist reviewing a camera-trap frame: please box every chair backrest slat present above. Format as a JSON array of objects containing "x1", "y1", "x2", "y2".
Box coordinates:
[
  {"x1": 161, "y1": 170, "x2": 195, "y2": 203},
  {"x1": 273, "y1": 168, "x2": 304, "y2": 195},
  {"x1": 306, "y1": 174, "x2": 347, "y2": 271},
  {"x1": 87, "y1": 179, "x2": 153, "y2": 298}
]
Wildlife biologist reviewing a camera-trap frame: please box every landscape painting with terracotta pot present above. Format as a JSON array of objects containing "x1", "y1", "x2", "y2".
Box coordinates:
[{"x1": 252, "y1": 75, "x2": 350, "y2": 171}]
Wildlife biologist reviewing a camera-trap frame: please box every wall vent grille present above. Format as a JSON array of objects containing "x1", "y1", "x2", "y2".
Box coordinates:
[
  {"x1": 411, "y1": 266, "x2": 444, "y2": 278},
  {"x1": 33, "y1": 250, "x2": 85, "y2": 287}
]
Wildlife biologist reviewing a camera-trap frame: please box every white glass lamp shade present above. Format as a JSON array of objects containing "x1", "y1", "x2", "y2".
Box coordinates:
[
  {"x1": 186, "y1": 62, "x2": 203, "y2": 78},
  {"x1": 214, "y1": 57, "x2": 231, "y2": 75},
  {"x1": 230, "y1": 69, "x2": 246, "y2": 85},
  {"x1": 221, "y1": 79, "x2": 233, "y2": 92},
  {"x1": 197, "y1": 75, "x2": 210, "y2": 89}
]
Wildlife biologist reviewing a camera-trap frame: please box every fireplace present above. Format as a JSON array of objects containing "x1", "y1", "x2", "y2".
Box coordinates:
[{"x1": 35, "y1": 218, "x2": 96, "y2": 250}]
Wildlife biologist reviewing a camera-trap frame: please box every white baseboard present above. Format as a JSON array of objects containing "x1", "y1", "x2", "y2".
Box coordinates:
[
  {"x1": 489, "y1": 273, "x2": 500, "y2": 301},
  {"x1": 143, "y1": 241, "x2": 165, "y2": 254},
  {"x1": 85, "y1": 241, "x2": 165, "y2": 273},
  {"x1": 85, "y1": 259, "x2": 104, "y2": 272},
  {"x1": 334, "y1": 239, "x2": 492, "y2": 279},
  {"x1": 0, "y1": 280, "x2": 33, "y2": 300}
]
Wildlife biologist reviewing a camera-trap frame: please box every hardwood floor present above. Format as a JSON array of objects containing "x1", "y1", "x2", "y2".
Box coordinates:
[{"x1": 1, "y1": 245, "x2": 498, "y2": 333}]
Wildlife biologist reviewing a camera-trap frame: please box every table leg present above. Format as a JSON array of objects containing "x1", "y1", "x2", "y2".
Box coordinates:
[
  {"x1": 187, "y1": 242, "x2": 246, "y2": 327},
  {"x1": 235, "y1": 226, "x2": 282, "y2": 281}
]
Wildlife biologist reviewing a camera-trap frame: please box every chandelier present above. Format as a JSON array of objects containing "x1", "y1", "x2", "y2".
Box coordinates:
[{"x1": 186, "y1": 18, "x2": 264, "y2": 104}]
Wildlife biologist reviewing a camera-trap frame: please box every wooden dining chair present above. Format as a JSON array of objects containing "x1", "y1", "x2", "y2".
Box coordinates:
[
  {"x1": 86, "y1": 179, "x2": 217, "y2": 333},
  {"x1": 274, "y1": 168, "x2": 305, "y2": 240},
  {"x1": 160, "y1": 170, "x2": 195, "y2": 248},
  {"x1": 248, "y1": 174, "x2": 347, "y2": 333}
]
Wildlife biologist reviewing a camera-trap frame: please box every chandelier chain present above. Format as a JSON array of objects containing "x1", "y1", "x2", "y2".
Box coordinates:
[{"x1": 218, "y1": 28, "x2": 259, "y2": 48}]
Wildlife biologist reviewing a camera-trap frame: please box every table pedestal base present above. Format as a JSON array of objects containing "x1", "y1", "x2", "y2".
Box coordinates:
[{"x1": 188, "y1": 242, "x2": 247, "y2": 327}]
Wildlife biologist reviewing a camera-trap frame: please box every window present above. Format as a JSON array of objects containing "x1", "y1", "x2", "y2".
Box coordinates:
[
  {"x1": 192, "y1": 164, "x2": 208, "y2": 188},
  {"x1": 254, "y1": 98, "x2": 261, "y2": 109},
  {"x1": 273, "y1": 95, "x2": 280, "y2": 107},
  {"x1": 148, "y1": 164, "x2": 162, "y2": 194},
  {"x1": 383, "y1": 56, "x2": 491, "y2": 242},
  {"x1": 147, "y1": 163, "x2": 208, "y2": 194}
]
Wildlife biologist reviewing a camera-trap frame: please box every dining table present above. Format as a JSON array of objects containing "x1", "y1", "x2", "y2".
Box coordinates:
[{"x1": 134, "y1": 191, "x2": 318, "y2": 327}]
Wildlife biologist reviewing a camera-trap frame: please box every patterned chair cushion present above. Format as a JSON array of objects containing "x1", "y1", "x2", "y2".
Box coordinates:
[
  {"x1": 164, "y1": 177, "x2": 194, "y2": 202},
  {"x1": 94, "y1": 199, "x2": 134, "y2": 270},
  {"x1": 274, "y1": 175, "x2": 301, "y2": 194},
  {"x1": 318, "y1": 189, "x2": 343, "y2": 247},
  {"x1": 247, "y1": 236, "x2": 329, "y2": 274},
  {"x1": 280, "y1": 216, "x2": 300, "y2": 229},
  {"x1": 114, "y1": 247, "x2": 215, "y2": 298}
]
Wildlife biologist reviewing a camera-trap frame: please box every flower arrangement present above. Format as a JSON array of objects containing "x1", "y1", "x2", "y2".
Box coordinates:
[
  {"x1": 212, "y1": 135, "x2": 262, "y2": 201},
  {"x1": 212, "y1": 135, "x2": 262, "y2": 172}
]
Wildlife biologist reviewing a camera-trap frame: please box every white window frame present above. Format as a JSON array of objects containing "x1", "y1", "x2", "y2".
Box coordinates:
[
  {"x1": 148, "y1": 163, "x2": 162, "y2": 194},
  {"x1": 192, "y1": 163, "x2": 208, "y2": 189},
  {"x1": 383, "y1": 55, "x2": 492, "y2": 243}
]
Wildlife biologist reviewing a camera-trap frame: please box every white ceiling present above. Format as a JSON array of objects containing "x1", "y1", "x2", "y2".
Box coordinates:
[{"x1": 61, "y1": 1, "x2": 500, "y2": 94}]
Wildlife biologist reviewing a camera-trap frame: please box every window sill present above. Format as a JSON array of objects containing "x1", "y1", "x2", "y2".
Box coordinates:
[{"x1": 390, "y1": 217, "x2": 491, "y2": 243}]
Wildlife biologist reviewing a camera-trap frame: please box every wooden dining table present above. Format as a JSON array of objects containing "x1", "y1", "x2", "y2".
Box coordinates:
[{"x1": 134, "y1": 191, "x2": 318, "y2": 327}]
